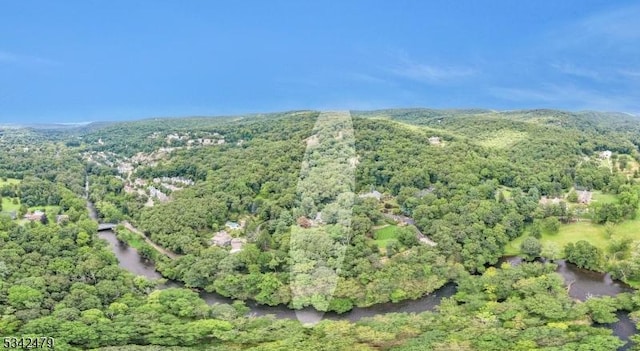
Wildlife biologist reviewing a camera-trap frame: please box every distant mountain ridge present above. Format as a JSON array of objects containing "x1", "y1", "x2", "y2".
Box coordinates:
[{"x1": 3, "y1": 108, "x2": 638, "y2": 133}]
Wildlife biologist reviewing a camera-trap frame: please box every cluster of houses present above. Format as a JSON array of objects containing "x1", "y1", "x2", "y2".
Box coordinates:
[
  {"x1": 162, "y1": 132, "x2": 226, "y2": 147},
  {"x1": 148, "y1": 186, "x2": 169, "y2": 202},
  {"x1": 122, "y1": 176, "x2": 195, "y2": 206},
  {"x1": 84, "y1": 148, "x2": 196, "y2": 207},
  {"x1": 87, "y1": 133, "x2": 236, "y2": 209}
]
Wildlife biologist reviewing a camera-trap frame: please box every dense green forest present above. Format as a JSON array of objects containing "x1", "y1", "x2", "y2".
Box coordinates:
[{"x1": 3, "y1": 108, "x2": 640, "y2": 350}]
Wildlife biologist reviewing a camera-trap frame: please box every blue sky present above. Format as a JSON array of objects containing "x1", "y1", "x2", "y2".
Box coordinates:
[{"x1": 1, "y1": 1, "x2": 640, "y2": 123}]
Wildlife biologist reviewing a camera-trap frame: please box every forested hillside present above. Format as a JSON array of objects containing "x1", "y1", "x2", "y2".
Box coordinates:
[
  {"x1": 3, "y1": 108, "x2": 640, "y2": 350},
  {"x1": 77, "y1": 109, "x2": 640, "y2": 304}
]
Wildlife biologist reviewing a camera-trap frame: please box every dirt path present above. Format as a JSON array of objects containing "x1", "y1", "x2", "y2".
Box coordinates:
[
  {"x1": 122, "y1": 221, "x2": 181, "y2": 260},
  {"x1": 381, "y1": 213, "x2": 437, "y2": 246}
]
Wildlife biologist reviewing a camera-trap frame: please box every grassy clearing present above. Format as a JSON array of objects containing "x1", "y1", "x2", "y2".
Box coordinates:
[
  {"x1": 373, "y1": 224, "x2": 399, "y2": 249},
  {"x1": 1, "y1": 197, "x2": 20, "y2": 212},
  {"x1": 506, "y1": 203, "x2": 640, "y2": 257},
  {"x1": 591, "y1": 191, "x2": 617, "y2": 204},
  {"x1": 505, "y1": 221, "x2": 608, "y2": 257},
  {"x1": 28, "y1": 205, "x2": 61, "y2": 215},
  {"x1": 476, "y1": 130, "x2": 528, "y2": 149},
  {"x1": 0, "y1": 178, "x2": 21, "y2": 216},
  {"x1": 598, "y1": 157, "x2": 612, "y2": 172},
  {"x1": 614, "y1": 213, "x2": 640, "y2": 238},
  {"x1": 497, "y1": 186, "x2": 513, "y2": 200},
  {"x1": 115, "y1": 228, "x2": 145, "y2": 249}
]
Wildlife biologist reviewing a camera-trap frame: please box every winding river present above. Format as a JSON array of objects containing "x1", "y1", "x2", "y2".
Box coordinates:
[{"x1": 89, "y1": 201, "x2": 636, "y2": 348}]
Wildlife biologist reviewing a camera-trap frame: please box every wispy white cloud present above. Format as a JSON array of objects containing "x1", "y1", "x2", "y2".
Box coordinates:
[
  {"x1": 346, "y1": 72, "x2": 391, "y2": 85},
  {"x1": 550, "y1": 62, "x2": 603, "y2": 81},
  {"x1": 547, "y1": 4, "x2": 640, "y2": 51},
  {"x1": 578, "y1": 4, "x2": 640, "y2": 41},
  {"x1": 0, "y1": 51, "x2": 59, "y2": 67},
  {"x1": 382, "y1": 50, "x2": 476, "y2": 84},
  {"x1": 617, "y1": 69, "x2": 640, "y2": 79},
  {"x1": 391, "y1": 62, "x2": 475, "y2": 83},
  {"x1": 490, "y1": 84, "x2": 640, "y2": 114}
]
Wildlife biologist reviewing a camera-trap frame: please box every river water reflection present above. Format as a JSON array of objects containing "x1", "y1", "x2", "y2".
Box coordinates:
[
  {"x1": 497, "y1": 256, "x2": 634, "y2": 300},
  {"x1": 97, "y1": 229, "x2": 456, "y2": 321},
  {"x1": 96, "y1": 227, "x2": 636, "y2": 348},
  {"x1": 498, "y1": 256, "x2": 636, "y2": 350}
]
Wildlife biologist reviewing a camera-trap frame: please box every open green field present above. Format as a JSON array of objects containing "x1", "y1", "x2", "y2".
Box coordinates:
[
  {"x1": 476, "y1": 130, "x2": 528, "y2": 149},
  {"x1": 506, "y1": 205, "x2": 640, "y2": 257},
  {"x1": 29, "y1": 205, "x2": 61, "y2": 215},
  {"x1": 591, "y1": 191, "x2": 617, "y2": 204},
  {"x1": 0, "y1": 178, "x2": 21, "y2": 214},
  {"x1": 614, "y1": 214, "x2": 640, "y2": 238},
  {"x1": 505, "y1": 221, "x2": 607, "y2": 257},
  {"x1": 373, "y1": 224, "x2": 399, "y2": 249},
  {"x1": 1, "y1": 197, "x2": 20, "y2": 212}
]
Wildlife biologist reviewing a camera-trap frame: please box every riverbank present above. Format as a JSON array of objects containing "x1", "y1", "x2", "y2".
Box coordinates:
[
  {"x1": 96, "y1": 227, "x2": 457, "y2": 321},
  {"x1": 119, "y1": 221, "x2": 181, "y2": 259}
]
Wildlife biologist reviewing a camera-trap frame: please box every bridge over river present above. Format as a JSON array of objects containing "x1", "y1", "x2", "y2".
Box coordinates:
[{"x1": 97, "y1": 223, "x2": 117, "y2": 231}]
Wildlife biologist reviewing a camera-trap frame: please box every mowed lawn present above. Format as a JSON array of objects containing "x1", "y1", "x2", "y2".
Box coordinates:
[
  {"x1": 505, "y1": 221, "x2": 607, "y2": 257},
  {"x1": 29, "y1": 205, "x2": 61, "y2": 215},
  {"x1": 373, "y1": 224, "x2": 399, "y2": 249},
  {"x1": 506, "y1": 207, "x2": 640, "y2": 257},
  {"x1": 0, "y1": 178, "x2": 21, "y2": 213},
  {"x1": 591, "y1": 191, "x2": 617, "y2": 204},
  {"x1": 1, "y1": 197, "x2": 21, "y2": 212}
]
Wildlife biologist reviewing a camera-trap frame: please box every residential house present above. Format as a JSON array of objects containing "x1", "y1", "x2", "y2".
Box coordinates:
[
  {"x1": 211, "y1": 231, "x2": 232, "y2": 247},
  {"x1": 24, "y1": 210, "x2": 45, "y2": 222}
]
